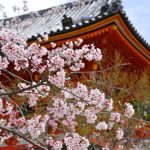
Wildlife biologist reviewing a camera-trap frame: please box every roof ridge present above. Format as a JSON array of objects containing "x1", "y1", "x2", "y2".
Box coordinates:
[{"x1": 119, "y1": 12, "x2": 150, "y2": 51}]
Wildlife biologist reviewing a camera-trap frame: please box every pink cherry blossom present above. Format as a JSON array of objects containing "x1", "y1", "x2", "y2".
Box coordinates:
[
  {"x1": 110, "y1": 112, "x2": 121, "y2": 123},
  {"x1": 46, "y1": 138, "x2": 63, "y2": 150},
  {"x1": 48, "y1": 69, "x2": 66, "y2": 88},
  {"x1": 64, "y1": 133, "x2": 90, "y2": 150},
  {"x1": 96, "y1": 121, "x2": 108, "y2": 131},
  {"x1": 0, "y1": 28, "x2": 137, "y2": 150},
  {"x1": 0, "y1": 56, "x2": 9, "y2": 70},
  {"x1": 116, "y1": 128, "x2": 124, "y2": 140},
  {"x1": 124, "y1": 103, "x2": 134, "y2": 118}
]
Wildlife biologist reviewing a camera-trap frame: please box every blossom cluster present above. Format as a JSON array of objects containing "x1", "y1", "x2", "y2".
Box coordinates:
[
  {"x1": 0, "y1": 28, "x2": 136, "y2": 150},
  {"x1": 96, "y1": 121, "x2": 108, "y2": 131},
  {"x1": 46, "y1": 137, "x2": 63, "y2": 150},
  {"x1": 48, "y1": 83, "x2": 135, "y2": 146},
  {"x1": 1, "y1": 28, "x2": 102, "y2": 72},
  {"x1": 0, "y1": 97, "x2": 13, "y2": 116},
  {"x1": 46, "y1": 133, "x2": 90, "y2": 150},
  {"x1": 124, "y1": 103, "x2": 135, "y2": 118},
  {"x1": 0, "y1": 97, "x2": 19, "y2": 144},
  {"x1": 48, "y1": 83, "x2": 114, "y2": 130},
  {"x1": 116, "y1": 128, "x2": 124, "y2": 140},
  {"x1": 64, "y1": 133, "x2": 90, "y2": 150},
  {"x1": 21, "y1": 115, "x2": 49, "y2": 139},
  {"x1": 18, "y1": 82, "x2": 50, "y2": 107}
]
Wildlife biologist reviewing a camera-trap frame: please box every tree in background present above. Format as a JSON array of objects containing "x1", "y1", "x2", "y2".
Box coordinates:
[{"x1": 69, "y1": 50, "x2": 150, "y2": 149}]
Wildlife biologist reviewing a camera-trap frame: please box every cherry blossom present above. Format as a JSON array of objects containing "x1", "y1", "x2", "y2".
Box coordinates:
[
  {"x1": 46, "y1": 137, "x2": 63, "y2": 150},
  {"x1": 18, "y1": 82, "x2": 50, "y2": 107},
  {"x1": 84, "y1": 108, "x2": 97, "y2": 124},
  {"x1": 0, "y1": 56, "x2": 9, "y2": 70},
  {"x1": 64, "y1": 133, "x2": 90, "y2": 150},
  {"x1": 124, "y1": 103, "x2": 135, "y2": 118},
  {"x1": 0, "y1": 98, "x2": 13, "y2": 116},
  {"x1": 0, "y1": 28, "x2": 137, "y2": 150},
  {"x1": 48, "y1": 69, "x2": 66, "y2": 88},
  {"x1": 96, "y1": 121, "x2": 108, "y2": 131},
  {"x1": 102, "y1": 145, "x2": 110, "y2": 150},
  {"x1": 50, "y1": 42, "x2": 57, "y2": 48},
  {"x1": 116, "y1": 128, "x2": 124, "y2": 140},
  {"x1": 110, "y1": 112, "x2": 121, "y2": 123}
]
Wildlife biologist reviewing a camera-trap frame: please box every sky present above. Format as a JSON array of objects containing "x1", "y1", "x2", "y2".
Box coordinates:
[
  {"x1": 0, "y1": 0, "x2": 73, "y2": 18},
  {"x1": 0, "y1": 0, "x2": 149, "y2": 43},
  {"x1": 122, "y1": 0, "x2": 150, "y2": 43}
]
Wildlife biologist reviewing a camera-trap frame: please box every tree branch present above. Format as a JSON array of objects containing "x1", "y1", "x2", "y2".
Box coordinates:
[
  {"x1": 0, "y1": 125, "x2": 48, "y2": 150},
  {"x1": 0, "y1": 80, "x2": 45, "y2": 96},
  {"x1": 69, "y1": 63, "x2": 131, "y2": 74}
]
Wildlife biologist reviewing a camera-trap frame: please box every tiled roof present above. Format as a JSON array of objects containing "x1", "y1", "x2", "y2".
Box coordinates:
[
  {"x1": 0, "y1": 0, "x2": 105, "y2": 38},
  {"x1": 0, "y1": 0, "x2": 149, "y2": 51},
  {"x1": 120, "y1": 12, "x2": 150, "y2": 51}
]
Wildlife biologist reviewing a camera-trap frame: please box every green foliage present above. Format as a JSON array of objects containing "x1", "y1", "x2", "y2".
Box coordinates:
[{"x1": 131, "y1": 99, "x2": 150, "y2": 121}]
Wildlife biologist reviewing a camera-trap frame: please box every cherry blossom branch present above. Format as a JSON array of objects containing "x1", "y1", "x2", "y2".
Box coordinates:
[
  {"x1": 0, "y1": 125, "x2": 48, "y2": 150},
  {"x1": 0, "y1": 72, "x2": 14, "y2": 86},
  {"x1": 46, "y1": 82, "x2": 82, "y2": 100},
  {"x1": 99, "y1": 111, "x2": 150, "y2": 125},
  {"x1": 2, "y1": 69, "x2": 31, "y2": 84},
  {"x1": 88, "y1": 80, "x2": 129, "y2": 92},
  {"x1": 0, "y1": 80, "x2": 45, "y2": 96},
  {"x1": 47, "y1": 82, "x2": 150, "y2": 125},
  {"x1": 69, "y1": 63, "x2": 131, "y2": 74}
]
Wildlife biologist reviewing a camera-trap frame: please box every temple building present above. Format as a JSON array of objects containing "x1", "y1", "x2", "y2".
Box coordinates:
[{"x1": 0, "y1": 0, "x2": 150, "y2": 149}]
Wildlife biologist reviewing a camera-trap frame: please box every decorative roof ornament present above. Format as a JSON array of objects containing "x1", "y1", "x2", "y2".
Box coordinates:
[
  {"x1": 100, "y1": 0, "x2": 123, "y2": 17},
  {"x1": 61, "y1": 14, "x2": 73, "y2": 29},
  {"x1": 111, "y1": 0, "x2": 123, "y2": 12}
]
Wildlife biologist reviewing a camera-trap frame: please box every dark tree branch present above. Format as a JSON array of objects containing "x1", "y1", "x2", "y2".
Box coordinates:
[
  {"x1": 0, "y1": 80, "x2": 45, "y2": 96},
  {"x1": 0, "y1": 125, "x2": 48, "y2": 150}
]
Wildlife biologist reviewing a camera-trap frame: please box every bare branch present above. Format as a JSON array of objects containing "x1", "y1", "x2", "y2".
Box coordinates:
[
  {"x1": 0, "y1": 125, "x2": 48, "y2": 150},
  {"x1": 0, "y1": 80, "x2": 45, "y2": 96},
  {"x1": 2, "y1": 69, "x2": 31, "y2": 84},
  {"x1": 69, "y1": 63, "x2": 131, "y2": 75}
]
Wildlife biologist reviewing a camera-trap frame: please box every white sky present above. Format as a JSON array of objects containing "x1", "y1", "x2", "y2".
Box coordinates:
[
  {"x1": 0, "y1": 0, "x2": 73, "y2": 19},
  {"x1": 123, "y1": 0, "x2": 150, "y2": 42}
]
